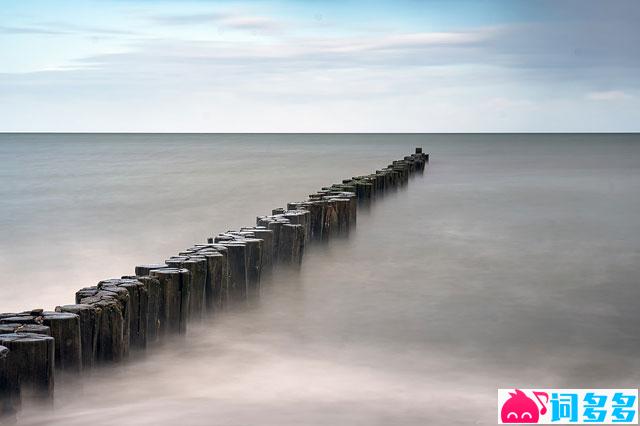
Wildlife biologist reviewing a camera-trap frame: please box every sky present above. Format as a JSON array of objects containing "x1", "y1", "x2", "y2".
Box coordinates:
[{"x1": 0, "y1": 0, "x2": 639, "y2": 132}]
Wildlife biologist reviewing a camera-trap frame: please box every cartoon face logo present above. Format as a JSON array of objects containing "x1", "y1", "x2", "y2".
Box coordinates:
[{"x1": 501, "y1": 389, "x2": 548, "y2": 423}]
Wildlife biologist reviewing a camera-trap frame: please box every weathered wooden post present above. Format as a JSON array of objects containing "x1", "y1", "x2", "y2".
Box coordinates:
[
  {"x1": 278, "y1": 223, "x2": 305, "y2": 265},
  {"x1": 40, "y1": 312, "x2": 82, "y2": 374},
  {"x1": 322, "y1": 199, "x2": 340, "y2": 238},
  {"x1": 219, "y1": 235, "x2": 262, "y2": 297},
  {"x1": 125, "y1": 275, "x2": 162, "y2": 343},
  {"x1": 0, "y1": 324, "x2": 50, "y2": 336},
  {"x1": 194, "y1": 249, "x2": 227, "y2": 313},
  {"x1": 75, "y1": 293, "x2": 125, "y2": 363},
  {"x1": 55, "y1": 304, "x2": 98, "y2": 370},
  {"x1": 134, "y1": 264, "x2": 167, "y2": 277},
  {"x1": 0, "y1": 333, "x2": 55, "y2": 403},
  {"x1": 324, "y1": 197, "x2": 350, "y2": 236},
  {"x1": 116, "y1": 278, "x2": 148, "y2": 350},
  {"x1": 149, "y1": 268, "x2": 190, "y2": 336},
  {"x1": 165, "y1": 257, "x2": 206, "y2": 321},
  {"x1": 0, "y1": 344, "x2": 19, "y2": 420},
  {"x1": 304, "y1": 201, "x2": 325, "y2": 242},
  {"x1": 212, "y1": 241, "x2": 248, "y2": 303},
  {"x1": 0, "y1": 312, "x2": 82, "y2": 374},
  {"x1": 241, "y1": 227, "x2": 274, "y2": 272},
  {"x1": 96, "y1": 283, "x2": 131, "y2": 357}
]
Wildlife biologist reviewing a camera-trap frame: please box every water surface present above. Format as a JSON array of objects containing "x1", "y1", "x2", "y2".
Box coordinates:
[{"x1": 1, "y1": 133, "x2": 638, "y2": 425}]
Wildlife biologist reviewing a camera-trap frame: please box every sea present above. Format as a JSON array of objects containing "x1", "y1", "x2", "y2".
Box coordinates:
[{"x1": 0, "y1": 133, "x2": 638, "y2": 425}]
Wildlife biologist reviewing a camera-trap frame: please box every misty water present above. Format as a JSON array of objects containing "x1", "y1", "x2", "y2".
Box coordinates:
[{"x1": 1, "y1": 134, "x2": 639, "y2": 425}]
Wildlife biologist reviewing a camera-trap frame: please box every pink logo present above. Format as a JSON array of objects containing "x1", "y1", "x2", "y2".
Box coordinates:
[{"x1": 501, "y1": 389, "x2": 549, "y2": 423}]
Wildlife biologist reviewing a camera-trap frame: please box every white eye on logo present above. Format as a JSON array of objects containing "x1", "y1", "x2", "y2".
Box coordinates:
[
  {"x1": 507, "y1": 412, "x2": 517, "y2": 419},
  {"x1": 522, "y1": 412, "x2": 533, "y2": 419}
]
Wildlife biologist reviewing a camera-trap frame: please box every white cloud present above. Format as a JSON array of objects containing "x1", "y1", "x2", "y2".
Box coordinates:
[{"x1": 586, "y1": 90, "x2": 632, "y2": 101}]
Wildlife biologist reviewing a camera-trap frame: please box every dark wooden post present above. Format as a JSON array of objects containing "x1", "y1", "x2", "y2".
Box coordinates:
[
  {"x1": 241, "y1": 227, "x2": 274, "y2": 272},
  {"x1": 0, "y1": 324, "x2": 50, "y2": 336},
  {"x1": 194, "y1": 250, "x2": 226, "y2": 313},
  {"x1": 304, "y1": 201, "x2": 325, "y2": 241},
  {"x1": 0, "y1": 333, "x2": 55, "y2": 403},
  {"x1": 134, "y1": 264, "x2": 167, "y2": 277},
  {"x1": 55, "y1": 304, "x2": 98, "y2": 369},
  {"x1": 76, "y1": 293, "x2": 125, "y2": 363},
  {"x1": 149, "y1": 268, "x2": 190, "y2": 336},
  {"x1": 125, "y1": 275, "x2": 162, "y2": 344},
  {"x1": 96, "y1": 283, "x2": 131, "y2": 357},
  {"x1": 165, "y1": 257, "x2": 206, "y2": 322},
  {"x1": 212, "y1": 241, "x2": 247, "y2": 303},
  {"x1": 40, "y1": 312, "x2": 82, "y2": 374},
  {"x1": 0, "y1": 344, "x2": 19, "y2": 420},
  {"x1": 278, "y1": 224, "x2": 304, "y2": 265}
]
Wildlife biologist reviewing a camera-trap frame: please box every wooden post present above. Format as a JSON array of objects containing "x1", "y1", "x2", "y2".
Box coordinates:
[
  {"x1": 96, "y1": 283, "x2": 131, "y2": 357},
  {"x1": 212, "y1": 242, "x2": 247, "y2": 303},
  {"x1": 278, "y1": 224, "x2": 304, "y2": 265},
  {"x1": 149, "y1": 268, "x2": 190, "y2": 336},
  {"x1": 241, "y1": 227, "x2": 274, "y2": 272},
  {"x1": 134, "y1": 264, "x2": 167, "y2": 277},
  {"x1": 55, "y1": 304, "x2": 98, "y2": 369},
  {"x1": 0, "y1": 333, "x2": 55, "y2": 403},
  {"x1": 40, "y1": 312, "x2": 82, "y2": 374},
  {"x1": 98, "y1": 278, "x2": 148, "y2": 351},
  {"x1": 76, "y1": 293, "x2": 125, "y2": 363},
  {"x1": 304, "y1": 201, "x2": 325, "y2": 242},
  {"x1": 193, "y1": 250, "x2": 226, "y2": 313},
  {"x1": 1, "y1": 312, "x2": 82, "y2": 373},
  {"x1": 124, "y1": 275, "x2": 162, "y2": 344},
  {"x1": 165, "y1": 257, "x2": 206, "y2": 322},
  {"x1": 0, "y1": 324, "x2": 50, "y2": 336},
  {"x1": 0, "y1": 344, "x2": 19, "y2": 420}
]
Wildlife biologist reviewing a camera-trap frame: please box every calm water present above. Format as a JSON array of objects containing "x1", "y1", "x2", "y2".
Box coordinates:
[{"x1": 1, "y1": 133, "x2": 639, "y2": 425}]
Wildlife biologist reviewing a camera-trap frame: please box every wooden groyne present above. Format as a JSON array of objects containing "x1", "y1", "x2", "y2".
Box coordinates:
[{"x1": 0, "y1": 148, "x2": 428, "y2": 420}]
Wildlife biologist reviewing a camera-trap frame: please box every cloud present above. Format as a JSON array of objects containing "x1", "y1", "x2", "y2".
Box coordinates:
[
  {"x1": 151, "y1": 13, "x2": 228, "y2": 26},
  {"x1": 0, "y1": 23, "x2": 136, "y2": 36},
  {"x1": 586, "y1": 90, "x2": 632, "y2": 101},
  {"x1": 152, "y1": 12, "x2": 284, "y2": 33},
  {"x1": 0, "y1": 25, "x2": 66, "y2": 35}
]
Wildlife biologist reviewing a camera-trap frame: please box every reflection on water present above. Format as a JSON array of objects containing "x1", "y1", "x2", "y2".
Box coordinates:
[{"x1": 1, "y1": 134, "x2": 639, "y2": 425}]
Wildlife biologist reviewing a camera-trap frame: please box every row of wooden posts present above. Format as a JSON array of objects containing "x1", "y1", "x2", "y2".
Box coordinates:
[{"x1": 0, "y1": 148, "x2": 429, "y2": 419}]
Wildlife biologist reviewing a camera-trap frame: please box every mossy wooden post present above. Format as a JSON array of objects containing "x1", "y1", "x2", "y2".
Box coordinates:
[
  {"x1": 166, "y1": 257, "x2": 206, "y2": 322},
  {"x1": 40, "y1": 312, "x2": 82, "y2": 374},
  {"x1": 0, "y1": 344, "x2": 19, "y2": 420},
  {"x1": 150, "y1": 268, "x2": 190, "y2": 336},
  {"x1": 55, "y1": 304, "x2": 98, "y2": 370},
  {"x1": 0, "y1": 333, "x2": 55, "y2": 403}
]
